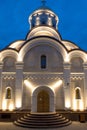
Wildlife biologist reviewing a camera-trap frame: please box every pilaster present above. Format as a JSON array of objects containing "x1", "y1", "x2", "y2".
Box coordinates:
[
  {"x1": 83, "y1": 63, "x2": 87, "y2": 109},
  {"x1": 0, "y1": 62, "x2": 3, "y2": 109},
  {"x1": 15, "y1": 62, "x2": 23, "y2": 109},
  {"x1": 63, "y1": 62, "x2": 71, "y2": 109}
]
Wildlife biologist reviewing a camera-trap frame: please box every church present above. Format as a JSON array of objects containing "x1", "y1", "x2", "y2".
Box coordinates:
[{"x1": 0, "y1": 2, "x2": 87, "y2": 114}]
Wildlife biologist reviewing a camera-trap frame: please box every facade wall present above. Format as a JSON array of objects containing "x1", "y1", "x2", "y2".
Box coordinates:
[
  {"x1": 71, "y1": 57, "x2": 83, "y2": 72},
  {"x1": 0, "y1": 35, "x2": 86, "y2": 112},
  {"x1": 0, "y1": 45, "x2": 86, "y2": 112},
  {"x1": 3, "y1": 56, "x2": 16, "y2": 72},
  {"x1": 22, "y1": 83, "x2": 32, "y2": 110},
  {"x1": 2, "y1": 77, "x2": 15, "y2": 110},
  {"x1": 70, "y1": 78, "x2": 84, "y2": 110},
  {"x1": 22, "y1": 73, "x2": 64, "y2": 110},
  {"x1": 55, "y1": 84, "x2": 64, "y2": 110},
  {"x1": 23, "y1": 45, "x2": 63, "y2": 72}
]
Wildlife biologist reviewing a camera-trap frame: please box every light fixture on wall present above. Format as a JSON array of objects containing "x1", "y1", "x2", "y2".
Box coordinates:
[
  {"x1": 2, "y1": 100, "x2": 7, "y2": 111},
  {"x1": 52, "y1": 80, "x2": 63, "y2": 90},
  {"x1": 9, "y1": 103, "x2": 14, "y2": 111},
  {"x1": 24, "y1": 79, "x2": 34, "y2": 92},
  {"x1": 65, "y1": 99, "x2": 71, "y2": 110},
  {"x1": 16, "y1": 99, "x2": 22, "y2": 109}
]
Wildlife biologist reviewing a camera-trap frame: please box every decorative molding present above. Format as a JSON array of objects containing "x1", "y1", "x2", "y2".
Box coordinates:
[
  {"x1": 2, "y1": 72, "x2": 16, "y2": 79},
  {"x1": 23, "y1": 72, "x2": 63, "y2": 80},
  {"x1": 83, "y1": 63, "x2": 87, "y2": 70},
  {"x1": 1, "y1": 72, "x2": 85, "y2": 80},
  {"x1": 63, "y1": 63, "x2": 71, "y2": 69},
  {"x1": 71, "y1": 73, "x2": 84, "y2": 79},
  {"x1": 16, "y1": 62, "x2": 24, "y2": 69},
  {"x1": 0, "y1": 62, "x2": 3, "y2": 69}
]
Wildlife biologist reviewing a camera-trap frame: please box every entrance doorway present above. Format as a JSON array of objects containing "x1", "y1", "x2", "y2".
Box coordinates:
[
  {"x1": 31, "y1": 86, "x2": 55, "y2": 113},
  {"x1": 37, "y1": 90, "x2": 49, "y2": 112}
]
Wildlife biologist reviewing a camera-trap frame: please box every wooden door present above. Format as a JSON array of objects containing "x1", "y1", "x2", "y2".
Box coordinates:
[{"x1": 37, "y1": 90, "x2": 49, "y2": 112}]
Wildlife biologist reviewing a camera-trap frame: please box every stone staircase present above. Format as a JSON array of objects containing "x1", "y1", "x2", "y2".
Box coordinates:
[{"x1": 14, "y1": 112, "x2": 71, "y2": 128}]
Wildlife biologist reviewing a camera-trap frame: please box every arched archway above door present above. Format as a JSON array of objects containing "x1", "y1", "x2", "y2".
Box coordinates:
[{"x1": 31, "y1": 86, "x2": 55, "y2": 113}]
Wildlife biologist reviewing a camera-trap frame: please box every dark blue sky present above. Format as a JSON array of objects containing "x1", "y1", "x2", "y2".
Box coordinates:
[{"x1": 0, "y1": 0, "x2": 87, "y2": 51}]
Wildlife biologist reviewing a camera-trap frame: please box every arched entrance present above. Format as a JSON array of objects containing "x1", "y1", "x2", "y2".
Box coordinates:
[
  {"x1": 37, "y1": 90, "x2": 49, "y2": 112},
  {"x1": 31, "y1": 86, "x2": 55, "y2": 113}
]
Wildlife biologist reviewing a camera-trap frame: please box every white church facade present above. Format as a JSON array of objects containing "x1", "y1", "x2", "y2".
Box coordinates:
[{"x1": 0, "y1": 4, "x2": 87, "y2": 113}]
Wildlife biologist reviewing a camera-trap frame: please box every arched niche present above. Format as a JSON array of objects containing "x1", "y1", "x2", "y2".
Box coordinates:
[
  {"x1": 23, "y1": 44, "x2": 63, "y2": 72},
  {"x1": 19, "y1": 37, "x2": 67, "y2": 62},
  {"x1": 3, "y1": 56, "x2": 16, "y2": 72},
  {"x1": 70, "y1": 57, "x2": 84, "y2": 72}
]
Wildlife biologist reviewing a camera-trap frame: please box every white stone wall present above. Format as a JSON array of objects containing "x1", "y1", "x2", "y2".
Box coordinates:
[
  {"x1": 2, "y1": 77, "x2": 15, "y2": 110},
  {"x1": 71, "y1": 57, "x2": 83, "y2": 72},
  {"x1": 0, "y1": 39, "x2": 86, "y2": 112},
  {"x1": 55, "y1": 85, "x2": 64, "y2": 110},
  {"x1": 23, "y1": 45, "x2": 63, "y2": 72},
  {"x1": 3, "y1": 56, "x2": 16, "y2": 72},
  {"x1": 70, "y1": 78, "x2": 84, "y2": 110},
  {"x1": 22, "y1": 73, "x2": 64, "y2": 110},
  {"x1": 22, "y1": 83, "x2": 32, "y2": 109}
]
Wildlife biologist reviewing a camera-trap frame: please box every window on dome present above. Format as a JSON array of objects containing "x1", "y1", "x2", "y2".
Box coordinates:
[{"x1": 41, "y1": 55, "x2": 46, "y2": 69}]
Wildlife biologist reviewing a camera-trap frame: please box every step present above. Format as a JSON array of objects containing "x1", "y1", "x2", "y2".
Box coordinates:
[
  {"x1": 21, "y1": 117, "x2": 66, "y2": 122},
  {"x1": 24, "y1": 114, "x2": 63, "y2": 120},
  {"x1": 14, "y1": 121, "x2": 71, "y2": 128},
  {"x1": 17, "y1": 118, "x2": 70, "y2": 125},
  {"x1": 14, "y1": 112, "x2": 71, "y2": 128}
]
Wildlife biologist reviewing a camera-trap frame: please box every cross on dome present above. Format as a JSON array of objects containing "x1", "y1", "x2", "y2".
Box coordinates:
[{"x1": 41, "y1": 0, "x2": 46, "y2": 6}]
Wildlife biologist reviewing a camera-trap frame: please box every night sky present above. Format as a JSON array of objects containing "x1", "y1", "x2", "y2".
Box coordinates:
[{"x1": 0, "y1": 0, "x2": 87, "y2": 51}]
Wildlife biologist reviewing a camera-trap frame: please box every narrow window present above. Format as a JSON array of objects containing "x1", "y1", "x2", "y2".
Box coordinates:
[
  {"x1": 75, "y1": 87, "x2": 81, "y2": 99},
  {"x1": 6, "y1": 87, "x2": 12, "y2": 99},
  {"x1": 41, "y1": 55, "x2": 46, "y2": 69}
]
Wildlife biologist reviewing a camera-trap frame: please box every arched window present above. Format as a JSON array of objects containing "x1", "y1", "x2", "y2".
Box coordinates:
[
  {"x1": 41, "y1": 55, "x2": 46, "y2": 69},
  {"x1": 75, "y1": 87, "x2": 81, "y2": 99},
  {"x1": 5, "y1": 87, "x2": 12, "y2": 99}
]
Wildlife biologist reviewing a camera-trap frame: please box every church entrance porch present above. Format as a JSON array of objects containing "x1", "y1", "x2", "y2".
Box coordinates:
[{"x1": 31, "y1": 86, "x2": 55, "y2": 113}]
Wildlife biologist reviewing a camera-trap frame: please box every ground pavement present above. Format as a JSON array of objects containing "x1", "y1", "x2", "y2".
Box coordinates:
[{"x1": 0, "y1": 122, "x2": 87, "y2": 130}]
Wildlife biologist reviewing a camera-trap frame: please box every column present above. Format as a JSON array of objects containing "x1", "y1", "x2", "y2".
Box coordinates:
[
  {"x1": 15, "y1": 62, "x2": 23, "y2": 109},
  {"x1": 83, "y1": 63, "x2": 87, "y2": 110},
  {"x1": 63, "y1": 62, "x2": 71, "y2": 110},
  {"x1": 0, "y1": 62, "x2": 3, "y2": 109}
]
